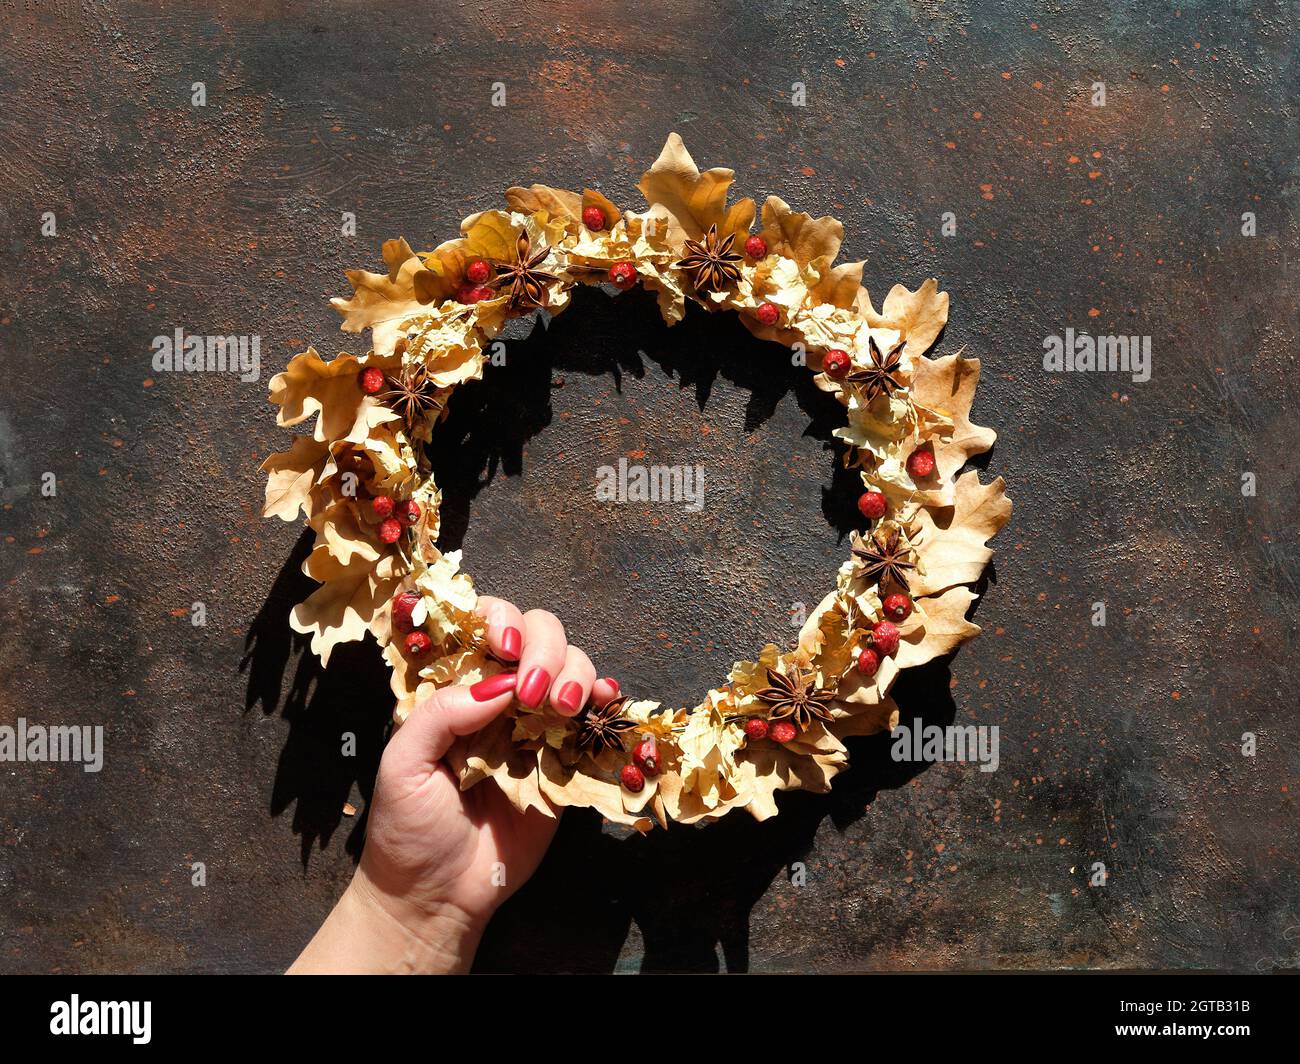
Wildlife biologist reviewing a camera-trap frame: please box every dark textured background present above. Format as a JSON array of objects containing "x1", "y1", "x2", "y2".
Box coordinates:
[{"x1": 0, "y1": 1, "x2": 1296, "y2": 973}]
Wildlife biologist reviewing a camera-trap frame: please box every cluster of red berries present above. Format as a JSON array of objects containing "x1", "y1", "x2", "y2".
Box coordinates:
[
  {"x1": 457, "y1": 257, "x2": 496, "y2": 305},
  {"x1": 856, "y1": 614, "x2": 907, "y2": 677},
  {"x1": 390, "y1": 590, "x2": 432, "y2": 657},
  {"x1": 742, "y1": 717, "x2": 797, "y2": 745},
  {"x1": 619, "y1": 735, "x2": 661, "y2": 792},
  {"x1": 371, "y1": 494, "x2": 421, "y2": 545},
  {"x1": 359, "y1": 366, "x2": 387, "y2": 395}
]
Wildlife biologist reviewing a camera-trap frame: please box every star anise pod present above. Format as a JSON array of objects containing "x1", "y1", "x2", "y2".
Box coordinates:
[
  {"x1": 576, "y1": 696, "x2": 637, "y2": 756},
  {"x1": 851, "y1": 528, "x2": 915, "y2": 592},
  {"x1": 846, "y1": 336, "x2": 905, "y2": 403},
  {"x1": 755, "y1": 665, "x2": 835, "y2": 732},
  {"x1": 381, "y1": 363, "x2": 440, "y2": 424},
  {"x1": 675, "y1": 224, "x2": 743, "y2": 293},
  {"x1": 491, "y1": 228, "x2": 562, "y2": 309}
]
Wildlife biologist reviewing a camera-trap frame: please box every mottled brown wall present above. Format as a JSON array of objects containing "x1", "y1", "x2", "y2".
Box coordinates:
[{"x1": 0, "y1": 0, "x2": 1296, "y2": 973}]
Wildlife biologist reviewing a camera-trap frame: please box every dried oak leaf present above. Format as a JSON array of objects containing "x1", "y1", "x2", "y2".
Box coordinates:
[
  {"x1": 445, "y1": 713, "x2": 556, "y2": 819},
  {"x1": 894, "y1": 584, "x2": 983, "y2": 670},
  {"x1": 855, "y1": 278, "x2": 950, "y2": 358},
  {"x1": 505, "y1": 184, "x2": 621, "y2": 237},
  {"x1": 756, "y1": 195, "x2": 844, "y2": 269},
  {"x1": 308, "y1": 500, "x2": 381, "y2": 567},
  {"x1": 730, "y1": 727, "x2": 849, "y2": 823},
  {"x1": 908, "y1": 470, "x2": 1012, "y2": 597},
  {"x1": 261, "y1": 435, "x2": 330, "y2": 522},
  {"x1": 636, "y1": 132, "x2": 755, "y2": 246},
  {"x1": 333, "y1": 239, "x2": 440, "y2": 357},
  {"x1": 290, "y1": 547, "x2": 403, "y2": 666},
  {"x1": 909, "y1": 353, "x2": 998, "y2": 481},
  {"x1": 268, "y1": 348, "x2": 400, "y2": 445},
  {"x1": 537, "y1": 746, "x2": 655, "y2": 830}
]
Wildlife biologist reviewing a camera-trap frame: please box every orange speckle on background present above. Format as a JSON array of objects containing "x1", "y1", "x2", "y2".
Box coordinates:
[
  {"x1": 1001, "y1": 71, "x2": 1013, "y2": 80},
  {"x1": 1161, "y1": 84, "x2": 1170, "y2": 92},
  {"x1": 1087, "y1": 307, "x2": 1100, "y2": 317}
]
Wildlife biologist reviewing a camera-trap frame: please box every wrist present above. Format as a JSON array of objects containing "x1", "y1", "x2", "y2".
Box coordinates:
[
  {"x1": 289, "y1": 870, "x2": 486, "y2": 975},
  {"x1": 347, "y1": 870, "x2": 487, "y2": 974}
]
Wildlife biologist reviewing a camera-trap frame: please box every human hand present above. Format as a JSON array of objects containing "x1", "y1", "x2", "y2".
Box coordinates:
[{"x1": 289, "y1": 597, "x2": 619, "y2": 974}]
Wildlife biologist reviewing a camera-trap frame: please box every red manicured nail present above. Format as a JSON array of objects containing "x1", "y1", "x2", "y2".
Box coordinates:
[
  {"x1": 602, "y1": 677, "x2": 621, "y2": 694},
  {"x1": 470, "y1": 672, "x2": 517, "y2": 701},
  {"x1": 500, "y1": 626, "x2": 522, "y2": 662},
  {"x1": 556, "y1": 681, "x2": 584, "y2": 714},
  {"x1": 517, "y1": 667, "x2": 551, "y2": 708}
]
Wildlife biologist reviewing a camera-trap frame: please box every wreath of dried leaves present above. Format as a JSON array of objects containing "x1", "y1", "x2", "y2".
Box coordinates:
[{"x1": 259, "y1": 134, "x2": 1012, "y2": 831}]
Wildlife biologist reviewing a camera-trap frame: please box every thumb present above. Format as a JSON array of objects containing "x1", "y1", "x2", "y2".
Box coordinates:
[{"x1": 383, "y1": 672, "x2": 518, "y2": 778}]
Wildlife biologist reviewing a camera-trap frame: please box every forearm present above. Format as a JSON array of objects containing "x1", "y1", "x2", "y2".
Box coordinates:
[{"x1": 288, "y1": 872, "x2": 484, "y2": 975}]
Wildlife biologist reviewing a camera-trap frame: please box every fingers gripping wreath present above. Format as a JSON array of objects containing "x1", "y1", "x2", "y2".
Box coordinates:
[{"x1": 260, "y1": 134, "x2": 1011, "y2": 831}]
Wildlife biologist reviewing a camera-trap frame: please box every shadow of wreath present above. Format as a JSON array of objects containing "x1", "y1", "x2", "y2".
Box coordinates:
[{"x1": 241, "y1": 285, "x2": 971, "y2": 970}]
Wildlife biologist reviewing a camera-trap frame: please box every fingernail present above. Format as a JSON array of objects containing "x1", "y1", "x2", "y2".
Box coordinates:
[
  {"x1": 470, "y1": 672, "x2": 517, "y2": 701},
  {"x1": 556, "y1": 681, "x2": 584, "y2": 714},
  {"x1": 517, "y1": 667, "x2": 551, "y2": 708},
  {"x1": 602, "y1": 677, "x2": 621, "y2": 694},
  {"x1": 500, "y1": 626, "x2": 522, "y2": 662}
]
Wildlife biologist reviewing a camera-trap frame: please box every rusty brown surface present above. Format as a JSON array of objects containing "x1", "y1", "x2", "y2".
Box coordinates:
[{"x1": 0, "y1": 1, "x2": 1296, "y2": 972}]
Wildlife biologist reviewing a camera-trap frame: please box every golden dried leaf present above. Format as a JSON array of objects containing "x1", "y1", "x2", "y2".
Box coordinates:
[
  {"x1": 261, "y1": 435, "x2": 330, "y2": 521},
  {"x1": 758, "y1": 195, "x2": 844, "y2": 268},
  {"x1": 268, "y1": 349, "x2": 400, "y2": 444},
  {"x1": 637, "y1": 132, "x2": 755, "y2": 245},
  {"x1": 910, "y1": 471, "x2": 1012, "y2": 596},
  {"x1": 289, "y1": 548, "x2": 403, "y2": 666},
  {"x1": 857, "y1": 278, "x2": 950, "y2": 357}
]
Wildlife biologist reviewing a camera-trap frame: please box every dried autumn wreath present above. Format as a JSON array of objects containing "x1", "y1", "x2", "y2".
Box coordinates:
[{"x1": 260, "y1": 134, "x2": 1011, "y2": 831}]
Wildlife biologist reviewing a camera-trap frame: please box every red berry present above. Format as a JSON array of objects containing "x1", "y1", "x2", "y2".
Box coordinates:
[
  {"x1": 755, "y1": 302, "x2": 780, "y2": 327},
  {"x1": 378, "y1": 518, "x2": 403, "y2": 544},
  {"x1": 371, "y1": 495, "x2": 394, "y2": 519},
  {"x1": 823, "y1": 348, "x2": 851, "y2": 379},
  {"x1": 581, "y1": 205, "x2": 607, "y2": 231},
  {"x1": 858, "y1": 491, "x2": 887, "y2": 520},
  {"x1": 404, "y1": 631, "x2": 432, "y2": 657},
  {"x1": 857, "y1": 647, "x2": 880, "y2": 676},
  {"x1": 391, "y1": 591, "x2": 422, "y2": 634},
  {"x1": 396, "y1": 500, "x2": 421, "y2": 526},
  {"x1": 457, "y1": 283, "x2": 494, "y2": 304},
  {"x1": 620, "y1": 763, "x2": 645, "y2": 792},
  {"x1": 359, "y1": 366, "x2": 386, "y2": 394},
  {"x1": 465, "y1": 258, "x2": 492, "y2": 284},
  {"x1": 743, "y1": 718, "x2": 769, "y2": 742},
  {"x1": 907, "y1": 449, "x2": 936, "y2": 479},
  {"x1": 608, "y1": 261, "x2": 637, "y2": 290},
  {"x1": 883, "y1": 593, "x2": 913, "y2": 622},
  {"x1": 633, "y1": 737, "x2": 660, "y2": 777},
  {"x1": 744, "y1": 234, "x2": 768, "y2": 259},
  {"x1": 871, "y1": 620, "x2": 901, "y2": 657},
  {"x1": 769, "y1": 720, "x2": 797, "y2": 744}
]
